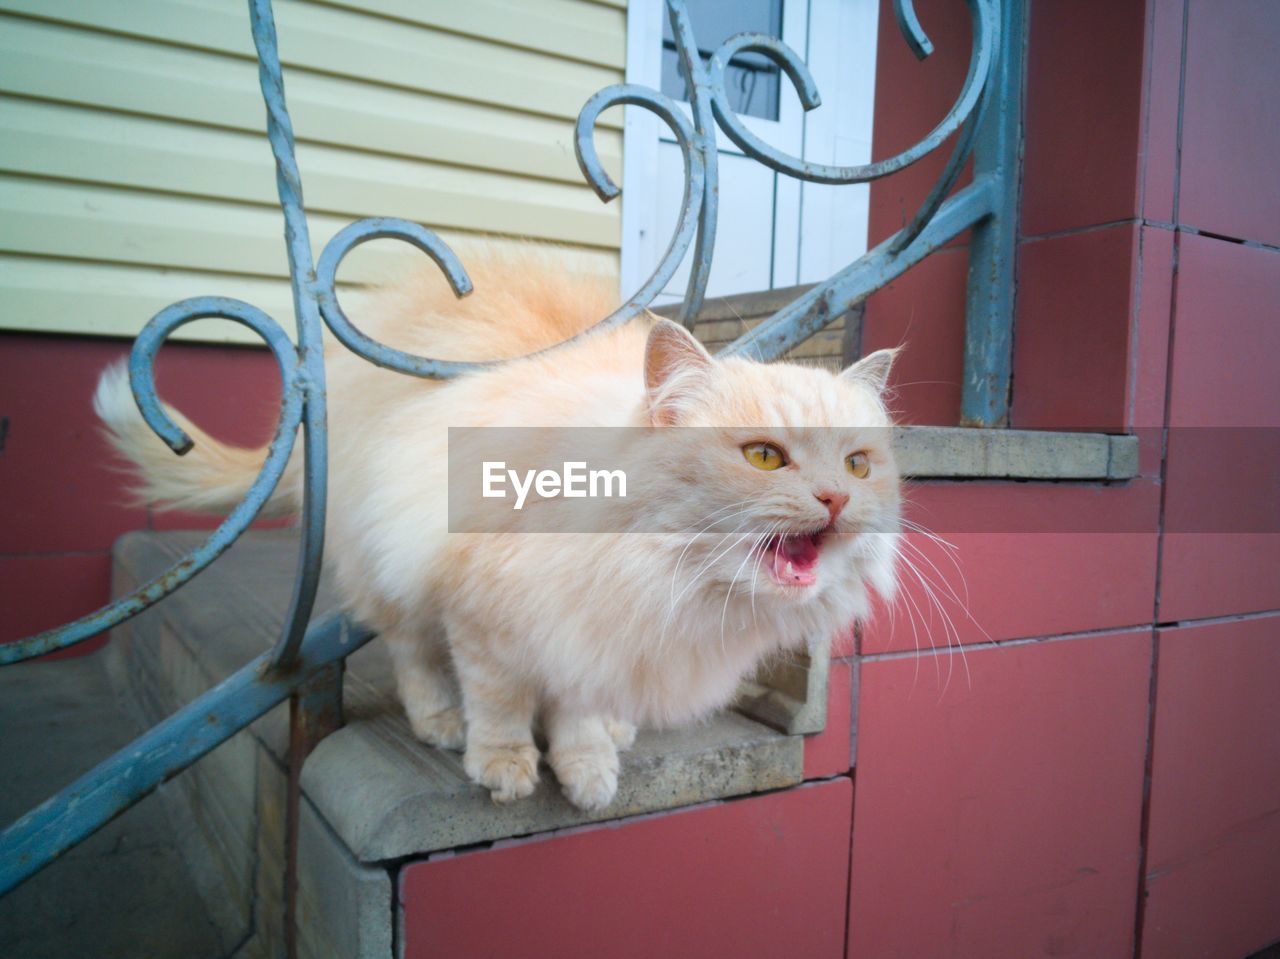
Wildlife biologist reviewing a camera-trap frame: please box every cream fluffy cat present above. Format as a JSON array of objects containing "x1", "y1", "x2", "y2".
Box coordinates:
[{"x1": 95, "y1": 248, "x2": 901, "y2": 812}]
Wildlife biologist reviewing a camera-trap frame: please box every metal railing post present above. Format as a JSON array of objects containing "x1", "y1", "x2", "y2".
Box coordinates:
[
  {"x1": 961, "y1": 0, "x2": 1027, "y2": 427},
  {"x1": 283, "y1": 661, "x2": 346, "y2": 959}
]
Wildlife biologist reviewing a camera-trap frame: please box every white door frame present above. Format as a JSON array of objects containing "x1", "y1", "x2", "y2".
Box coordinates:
[{"x1": 620, "y1": 0, "x2": 879, "y2": 301}]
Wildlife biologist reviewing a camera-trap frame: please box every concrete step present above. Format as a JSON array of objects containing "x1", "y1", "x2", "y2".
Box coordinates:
[
  {"x1": 102, "y1": 529, "x2": 818, "y2": 958},
  {"x1": 0, "y1": 652, "x2": 230, "y2": 959},
  {"x1": 1, "y1": 530, "x2": 822, "y2": 957}
]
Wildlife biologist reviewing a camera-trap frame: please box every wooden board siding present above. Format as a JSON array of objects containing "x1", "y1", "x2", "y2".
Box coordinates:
[{"x1": 0, "y1": 0, "x2": 625, "y2": 343}]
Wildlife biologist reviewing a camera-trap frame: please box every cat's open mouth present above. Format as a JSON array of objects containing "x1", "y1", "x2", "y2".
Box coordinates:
[{"x1": 762, "y1": 527, "x2": 830, "y2": 588}]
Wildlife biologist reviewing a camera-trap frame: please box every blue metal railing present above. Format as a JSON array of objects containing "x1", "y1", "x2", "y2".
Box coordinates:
[{"x1": 0, "y1": 0, "x2": 1022, "y2": 909}]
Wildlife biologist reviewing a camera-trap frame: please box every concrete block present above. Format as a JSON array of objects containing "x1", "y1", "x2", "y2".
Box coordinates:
[
  {"x1": 894, "y1": 425, "x2": 1139, "y2": 479},
  {"x1": 297, "y1": 802, "x2": 392, "y2": 959},
  {"x1": 107, "y1": 530, "x2": 810, "y2": 951}
]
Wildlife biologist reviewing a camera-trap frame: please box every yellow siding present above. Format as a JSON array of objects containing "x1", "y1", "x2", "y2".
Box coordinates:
[{"x1": 0, "y1": 0, "x2": 626, "y2": 343}]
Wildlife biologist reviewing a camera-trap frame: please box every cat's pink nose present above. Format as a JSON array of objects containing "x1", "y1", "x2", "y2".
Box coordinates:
[{"x1": 814, "y1": 490, "x2": 849, "y2": 523}]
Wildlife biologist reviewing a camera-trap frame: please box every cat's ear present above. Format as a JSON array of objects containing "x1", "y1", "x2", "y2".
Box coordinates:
[
  {"x1": 840, "y1": 347, "x2": 899, "y2": 393},
  {"x1": 644, "y1": 319, "x2": 713, "y2": 426}
]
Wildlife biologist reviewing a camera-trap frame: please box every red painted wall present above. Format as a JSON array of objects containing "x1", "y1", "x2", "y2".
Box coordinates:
[
  {"x1": 401, "y1": 780, "x2": 853, "y2": 959},
  {"x1": 2, "y1": 1, "x2": 1276, "y2": 957},
  {"x1": 0, "y1": 333, "x2": 283, "y2": 650},
  {"x1": 855, "y1": 2, "x2": 1280, "y2": 957}
]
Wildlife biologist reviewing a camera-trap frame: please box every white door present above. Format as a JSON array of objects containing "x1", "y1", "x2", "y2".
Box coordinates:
[{"x1": 620, "y1": 0, "x2": 879, "y2": 305}]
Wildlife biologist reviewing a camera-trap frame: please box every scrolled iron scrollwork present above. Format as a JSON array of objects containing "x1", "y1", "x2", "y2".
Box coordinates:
[
  {"x1": 0, "y1": 0, "x2": 1001, "y2": 661},
  {"x1": 0, "y1": 0, "x2": 1010, "y2": 666},
  {"x1": 574, "y1": 85, "x2": 707, "y2": 331},
  {"x1": 894, "y1": 0, "x2": 938, "y2": 58},
  {"x1": 130, "y1": 298, "x2": 301, "y2": 457},
  {"x1": 316, "y1": 217, "x2": 477, "y2": 379},
  {"x1": 0, "y1": 297, "x2": 304, "y2": 666},
  {"x1": 0, "y1": 0, "x2": 1020, "y2": 895},
  {"x1": 699, "y1": 0, "x2": 998, "y2": 261},
  {"x1": 311, "y1": 85, "x2": 710, "y2": 376},
  {"x1": 0, "y1": 0, "x2": 1009, "y2": 667},
  {"x1": 704, "y1": 0, "x2": 995, "y2": 187}
]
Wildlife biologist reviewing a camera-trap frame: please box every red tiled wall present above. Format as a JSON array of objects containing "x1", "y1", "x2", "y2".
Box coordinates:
[
  {"x1": 865, "y1": 0, "x2": 975, "y2": 253},
  {"x1": 1012, "y1": 226, "x2": 1138, "y2": 431},
  {"x1": 1142, "y1": 617, "x2": 1280, "y2": 959},
  {"x1": 0, "y1": 332, "x2": 283, "y2": 649},
  {"x1": 1159, "y1": 234, "x2": 1280, "y2": 623},
  {"x1": 861, "y1": 247, "x2": 969, "y2": 426},
  {"x1": 843, "y1": 1, "x2": 1280, "y2": 957},
  {"x1": 1018, "y1": 1, "x2": 1147, "y2": 238},
  {"x1": 1134, "y1": 4, "x2": 1280, "y2": 953},
  {"x1": 849, "y1": 632, "x2": 1151, "y2": 958},
  {"x1": 862, "y1": 0, "x2": 974, "y2": 426},
  {"x1": 863, "y1": 480, "x2": 1161, "y2": 653},
  {"x1": 863, "y1": 0, "x2": 1158, "y2": 434},
  {"x1": 1176, "y1": 0, "x2": 1280, "y2": 248},
  {"x1": 401, "y1": 779, "x2": 853, "y2": 959}
]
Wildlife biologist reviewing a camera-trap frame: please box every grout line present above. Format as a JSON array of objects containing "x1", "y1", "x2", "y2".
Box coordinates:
[
  {"x1": 863, "y1": 606, "x2": 1280, "y2": 665},
  {"x1": 1133, "y1": 3, "x2": 1192, "y2": 953},
  {"x1": 842, "y1": 762, "x2": 856, "y2": 954},
  {"x1": 1132, "y1": 627, "x2": 1161, "y2": 959},
  {"x1": 847, "y1": 652, "x2": 861, "y2": 768},
  {"x1": 1169, "y1": 225, "x2": 1280, "y2": 254},
  {"x1": 1105, "y1": 223, "x2": 1280, "y2": 254},
  {"x1": 1157, "y1": 607, "x2": 1280, "y2": 631},
  {"x1": 1126, "y1": 217, "x2": 1147, "y2": 428},
  {"x1": 373, "y1": 774, "x2": 856, "y2": 874},
  {"x1": 1019, "y1": 218, "x2": 1141, "y2": 245},
  {"x1": 1135, "y1": 0, "x2": 1157, "y2": 221},
  {"x1": 861, "y1": 622, "x2": 1156, "y2": 662}
]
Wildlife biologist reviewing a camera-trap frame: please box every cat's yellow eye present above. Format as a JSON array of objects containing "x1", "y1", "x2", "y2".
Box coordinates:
[
  {"x1": 743, "y1": 442, "x2": 786, "y2": 471},
  {"x1": 846, "y1": 451, "x2": 871, "y2": 478}
]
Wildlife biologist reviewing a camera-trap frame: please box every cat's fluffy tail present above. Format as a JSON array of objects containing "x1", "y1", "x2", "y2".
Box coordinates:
[{"x1": 93, "y1": 362, "x2": 300, "y2": 517}]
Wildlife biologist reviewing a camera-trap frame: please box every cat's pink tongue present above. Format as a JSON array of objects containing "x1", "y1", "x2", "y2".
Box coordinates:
[{"x1": 769, "y1": 534, "x2": 821, "y2": 587}]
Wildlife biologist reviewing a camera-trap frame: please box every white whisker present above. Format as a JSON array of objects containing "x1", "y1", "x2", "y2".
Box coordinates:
[
  {"x1": 669, "y1": 500, "x2": 756, "y2": 606},
  {"x1": 721, "y1": 520, "x2": 780, "y2": 648}
]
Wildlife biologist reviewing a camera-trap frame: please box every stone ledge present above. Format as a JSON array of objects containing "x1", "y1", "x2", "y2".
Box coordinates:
[
  {"x1": 896, "y1": 426, "x2": 1139, "y2": 480},
  {"x1": 658, "y1": 286, "x2": 1138, "y2": 482},
  {"x1": 111, "y1": 531, "x2": 804, "y2": 868},
  {"x1": 309, "y1": 705, "x2": 797, "y2": 863}
]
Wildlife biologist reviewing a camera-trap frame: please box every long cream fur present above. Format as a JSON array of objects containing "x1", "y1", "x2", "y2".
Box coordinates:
[{"x1": 96, "y1": 247, "x2": 901, "y2": 811}]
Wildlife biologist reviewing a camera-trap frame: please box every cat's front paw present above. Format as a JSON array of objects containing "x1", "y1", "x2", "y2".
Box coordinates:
[
  {"x1": 407, "y1": 705, "x2": 466, "y2": 751},
  {"x1": 604, "y1": 718, "x2": 637, "y2": 751},
  {"x1": 552, "y1": 750, "x2": 620, "y2": 812},
  {"x1": 464, "y1": 742, "x2": 540, "y2": 803}
]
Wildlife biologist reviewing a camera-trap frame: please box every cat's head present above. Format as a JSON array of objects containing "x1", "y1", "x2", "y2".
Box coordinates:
[{"x1": 639, "y1": 319, "x2": 900, "y2": 610}]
